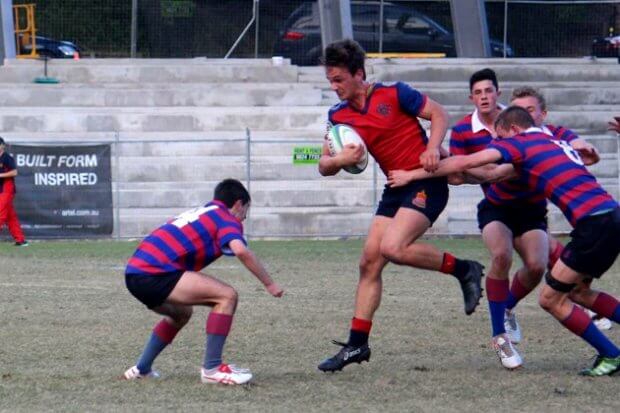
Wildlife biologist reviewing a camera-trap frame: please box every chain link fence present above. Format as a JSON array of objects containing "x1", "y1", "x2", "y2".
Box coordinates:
[{"x1": 10, "y1": 1, "x2": 620, "y2": 59}]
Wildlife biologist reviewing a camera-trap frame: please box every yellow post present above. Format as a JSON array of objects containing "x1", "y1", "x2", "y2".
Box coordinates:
[{"x1": 13, "y1": 3, "x2": 38, "y2": 59}]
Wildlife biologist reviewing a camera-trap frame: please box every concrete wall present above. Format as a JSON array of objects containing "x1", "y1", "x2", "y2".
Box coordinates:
[{"x1": 1, "y1": 57, "x2": 618, "y2": 238}]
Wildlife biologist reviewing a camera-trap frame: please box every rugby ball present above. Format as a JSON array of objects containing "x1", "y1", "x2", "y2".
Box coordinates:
[{"x1": 326, "y1": 124, "x2": 368, "y2": 174}]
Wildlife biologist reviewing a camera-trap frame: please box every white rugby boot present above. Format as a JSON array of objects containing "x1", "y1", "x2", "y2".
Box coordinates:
[
  {"x1": 123, "y1": 365, "x2": 161, "y2": 380},
  {"x1": 586, "y1": 309, "x2": 612, "y2": 331},
  {"x1": 504, "y1": 308, "x2": 522, "y2": 344},
  {"x1": 492, "y1": 335, "x2": 522, "y2": 370},
  {"x1": 201, "y1": 363, "x2": 253, "y2": 385}
]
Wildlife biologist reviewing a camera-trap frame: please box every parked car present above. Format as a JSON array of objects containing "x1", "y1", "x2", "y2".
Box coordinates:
[
  {"x1": 591, "y1": 34, "x2": 619, "y2": 58},
  {"x1": 17, "y1": 34, "x2": 81, "y2": 59},
  {"x1": 273, "y1": 1, "x2": 513, "y2": 65}
]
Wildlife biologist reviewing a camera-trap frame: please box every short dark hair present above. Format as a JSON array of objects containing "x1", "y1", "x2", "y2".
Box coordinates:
[
  {"x1": 321, "y1": 38, "x2": 366, "y2": 79},
  {"x1": 469, "y1": 68, "x2": 498, "y2": 92},
  {"x1": 213, "y1": 179, "x2": 250, "y2": 208},
  {"x1": 495, "y1": 106, "x2": 535, "y2": 132},
  {"x1": 511, "y1": 86, "x2": 547, "y2": 111},
  {"x1": 0, "y1": 137, "x2": 5, "y2": 145}
]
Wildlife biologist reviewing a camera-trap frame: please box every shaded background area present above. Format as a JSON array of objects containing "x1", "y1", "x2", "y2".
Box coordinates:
[{"x1": 10, "y1": 0, "x2": 620, "y2": 59}]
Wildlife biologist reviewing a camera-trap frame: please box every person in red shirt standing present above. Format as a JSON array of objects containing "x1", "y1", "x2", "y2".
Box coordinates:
[
  {"x1": 316, "y1": 39, "x2": 484, "y2": 373},
  {"x1": 0, "y1": 137, "x2": 28, "y2": 246}
]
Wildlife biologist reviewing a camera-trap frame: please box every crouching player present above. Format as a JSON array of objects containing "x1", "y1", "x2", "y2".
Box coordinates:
[
  {"x1": 388, "y1": 106, "x2": 620, "y2": 375},
  {"x1": 123, "y1": 179, "x2": 284, "y2": 384}
]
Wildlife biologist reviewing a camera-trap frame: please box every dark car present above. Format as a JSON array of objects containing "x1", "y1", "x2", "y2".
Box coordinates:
[
  {"x1": 17, "y1": 34, "x2": 81, "y2": 59},
  {"x1": 591, "y1": 35, "x2": 619, "y2": 58},
  {"x1": 273, "y1": 1, "x2": 513, "y2": 65}
]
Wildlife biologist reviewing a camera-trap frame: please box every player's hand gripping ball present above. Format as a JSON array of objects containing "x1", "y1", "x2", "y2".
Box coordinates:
[{"x1": 326, "y1": 124, "x2": 368, "y2": 174}]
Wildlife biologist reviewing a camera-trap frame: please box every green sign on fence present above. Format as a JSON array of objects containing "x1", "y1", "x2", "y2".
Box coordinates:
[
  {"x1": 161, "y1": 0, "x2": 195, "y2": 18},
  {"x1": 293, "y1": 147, "x2": 322, "y2": 165}
]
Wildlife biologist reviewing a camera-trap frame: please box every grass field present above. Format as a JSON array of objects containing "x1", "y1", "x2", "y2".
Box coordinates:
[{"x1": 1, "y1": 238, "x2": 619, "y2": 412}]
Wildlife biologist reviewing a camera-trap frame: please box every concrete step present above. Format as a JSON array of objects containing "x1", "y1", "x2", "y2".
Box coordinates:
[
  {"x1": 117, "y1": 155, "x2": 376, "y2": 183},
  {"x1": 0, "y1": 61, "x2": 298, "y2": 83},
  {"x1": 372, "y1": 64, "x2": 620, "y2": 83},
  {"x1": 0, "y1": 83, "x2": 322, "y2": 107},
  {"x1": 0, "y1": 105, "x2": 614, "y2": 133},
  {"x1": 320, "y1": 85, "x2": 620, "y2": 106}
]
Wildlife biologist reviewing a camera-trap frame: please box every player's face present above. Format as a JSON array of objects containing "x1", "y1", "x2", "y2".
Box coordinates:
[
  {"x1": 231, "y1": 200, "x2": 250, "y2": 222},
  {"x1": 470, "y1": 80, "x2": 500, "y2": 115},
  {"x1": 325, "y1": 66, "x2": 364, "y2": 101},
  {"x1": 511, "y1": 96, "x2": 547, "y2": 127}
]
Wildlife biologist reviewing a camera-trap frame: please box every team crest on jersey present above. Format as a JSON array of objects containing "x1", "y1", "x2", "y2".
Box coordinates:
[
  {"x1": 376, "y1": 103, "x2": 391, "y2": 117},
  {"x1": 412, "y1": 190, "x2": 427, "y2": 208}
]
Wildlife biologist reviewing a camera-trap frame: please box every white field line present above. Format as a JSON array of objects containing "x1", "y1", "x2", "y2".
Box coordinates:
[{"x1": 0, "y1": 282, "x2": 114, "y2": 291}]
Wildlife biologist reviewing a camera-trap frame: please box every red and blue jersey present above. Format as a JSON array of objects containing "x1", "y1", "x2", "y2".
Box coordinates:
[
  {"x1": 485, "y1": 124, "x2": 580, "y2": 207},
  {"x1": 488, "y1": 129, "x2": 617, "y2": 226},
  {"x1": 449, "y1": 112, "x2": 494, "y2": 156},
  {"x1": 126, "y1": 200, "x2": 246, "y2": 276},
  {"x1": 0, "y1": 152, "x2": 16, "y2": 194},
  {"x1": 328, "y1": 81, "x2": 428, "y2": 176}
]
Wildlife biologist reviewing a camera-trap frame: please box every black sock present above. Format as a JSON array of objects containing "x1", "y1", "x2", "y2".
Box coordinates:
[
  {"x1": 453, "y1": 259, "x2": 470, "y2": 281},
  {"x1": 348, "y1": 329, "x2": 369, "y2": 347}
]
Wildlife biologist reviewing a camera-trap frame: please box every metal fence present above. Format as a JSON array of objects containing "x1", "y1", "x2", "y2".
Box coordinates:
[{"x1": 11, "y1": 0, "x2": 620, "y2": 60}]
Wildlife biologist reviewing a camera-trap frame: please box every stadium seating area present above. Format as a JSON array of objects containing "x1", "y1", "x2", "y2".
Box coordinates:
[{"x1": 0, "y1": 57, "x2": 617, "y2": 237}]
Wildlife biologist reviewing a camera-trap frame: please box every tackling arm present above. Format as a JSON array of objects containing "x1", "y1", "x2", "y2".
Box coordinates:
[
  {"x1": 229, "y1": 239, "x2": 283, "y2": 297},
  {"x1": 387, "y1": 149, "x2": 504, "y2": 187}
]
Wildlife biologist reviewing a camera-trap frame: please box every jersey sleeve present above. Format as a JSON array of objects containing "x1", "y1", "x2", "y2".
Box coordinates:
[
  {"x1": 488, "y1": 139, "x2": 524, "y2": 165},
  {"x1": 548, "y1": 124, "x2": 579, "y2": 143},
  {"x1": 449, "y1": 127, "x2": 468, "y2": 155},
  {"x1": 395, "y1": 82, "x2": 427, "y2": 117},
  {"x1": 218, "y1": 221, "x2": 246, "y2": 256}
]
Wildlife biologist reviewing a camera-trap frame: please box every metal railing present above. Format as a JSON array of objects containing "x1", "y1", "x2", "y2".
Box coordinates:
[{"x1": 11, "y1": 0, "x2": 619, "y2": 59}]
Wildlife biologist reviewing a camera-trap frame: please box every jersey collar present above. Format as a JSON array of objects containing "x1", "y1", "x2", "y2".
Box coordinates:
[
  {"x1": 540, "y1": 125, "x2": 553, "y2": 136},
  {"x1": 471, "y1": 104, "x2": 506, "y2": 133}
]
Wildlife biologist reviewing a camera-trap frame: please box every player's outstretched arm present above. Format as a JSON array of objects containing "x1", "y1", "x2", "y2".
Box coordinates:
[
  {"x1": 229, "y1": 239, "x2": 284, "y2": 297},
  {"x1": 388, "y1": 149, "x2": 503, "y2": 187},
  {"x1": 569, "y1": 138, "x2": 600, "y2": 166},
  {"x1": 464, "y1": 164, "x2": 517, "y2": 183},
  {"x1": 318, "y1": 140, "x2": 364, "y2": 176}
]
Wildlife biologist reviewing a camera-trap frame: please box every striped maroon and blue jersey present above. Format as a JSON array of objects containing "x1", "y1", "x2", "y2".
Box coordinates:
[
  {"x1": 125, "y1": 200, "x2": 246, "y2": 276},
  {"x1": 449, "y1": 113, "x2": 493, "y2": 156},
  {"x1": 485, "y1": 124, "x2": 580, "y2": 207},
  {"x1": 328, "y1": 81, "x2": 428, "y2": 176},
  {"x1": 489, "y1": 130, "x2": 617, "y2": 226}
]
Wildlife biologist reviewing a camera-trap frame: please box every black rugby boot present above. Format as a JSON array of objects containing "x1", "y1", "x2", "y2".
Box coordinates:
[
  {"x1": 459, "y1": 260, "x2": 484, "y2": 315},
  {"x1": 318, "y1": 340, "x2": 371, "y2": 372}
]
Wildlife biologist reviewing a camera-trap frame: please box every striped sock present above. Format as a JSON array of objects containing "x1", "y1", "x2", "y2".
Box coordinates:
[
  {"x1": 204, "y1": 312, "x2": 233, "y2": 370},
  {"x1": 590, "y1": 292, "x2": 620, "y2": 323},
  {"x1": 486, "y1": 277, "x2": 509, "y2": 337},
  {"x1": 561, "y1": 305, "x2": 620, "y2": 357},
  {"x1": 506, "y1": 273, "x2": 530, "y2": 310},
  {"x1": 136, "y1": 319, "x2": 179, "y2": 374}
]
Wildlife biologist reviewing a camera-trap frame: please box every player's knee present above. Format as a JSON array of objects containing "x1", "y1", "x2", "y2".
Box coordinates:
[
  {"x1": 568, "y1": 285, "x2": 590, "y2": 305},
  {"x1": 379, "y1": 240, "x2": 404, "y2": 264},
  {"x1": 490, "y1": 251, "x2": 512, "y2": 273},
  {"x1": 538, "y1": 289, "x2": 556, "y2": 313},
  {"x1": 175, "y1": 307, "x2": 193, "y2": 326},
  {"x1": 524, "y1": 260, "x2": 546, "y2": 281},
  {"x1": 222, "y1": 287, "x2": 238, "y2": 306},
  {"x1": 359, "y1": 252, "x2": 382, "y2": 277}
]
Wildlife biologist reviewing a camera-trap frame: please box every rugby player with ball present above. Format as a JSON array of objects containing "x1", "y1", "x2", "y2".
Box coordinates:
[{"x1": 317, "y1": 39, "x2": 485, "y2": 373}]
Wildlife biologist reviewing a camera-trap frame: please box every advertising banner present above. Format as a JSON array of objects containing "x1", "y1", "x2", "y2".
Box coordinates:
[{"x1": 9, "y1": 144, "x2": 113, "y2": 237}]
